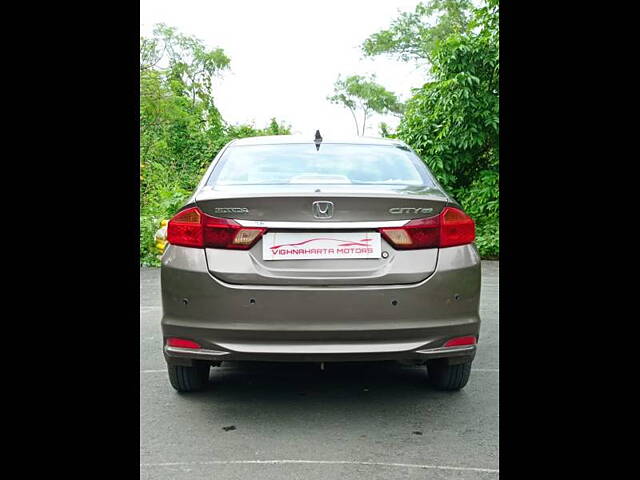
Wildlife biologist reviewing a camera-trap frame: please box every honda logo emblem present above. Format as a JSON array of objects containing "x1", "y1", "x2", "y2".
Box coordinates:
[{"x1": 312, "y1": 201, "x2": 334, "y2": 219}]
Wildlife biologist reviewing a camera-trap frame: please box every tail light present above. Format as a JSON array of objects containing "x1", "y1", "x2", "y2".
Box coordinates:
[
  {"x1": 439, "y1": 207, "x2": 476, "y2": 248},
  {"x1": 167, "y1": 207, "x2": 266, "y2": 250},
  {"x1": 379, "y1": 207, "x2": 475, "y2": 249}
]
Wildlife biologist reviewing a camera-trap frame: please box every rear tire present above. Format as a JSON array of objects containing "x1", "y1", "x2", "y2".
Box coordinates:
[
  {"x1": 427, "y1": 358, "x2": 472, "y2": 391},
  {"x1": 168, "y1": 364, "x2": 210, "y2": 392}
]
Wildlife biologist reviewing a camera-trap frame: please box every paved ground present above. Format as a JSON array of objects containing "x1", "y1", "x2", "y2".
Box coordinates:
[{"x1": 140, "y1": 262, "x2": 499, "y2": 479}]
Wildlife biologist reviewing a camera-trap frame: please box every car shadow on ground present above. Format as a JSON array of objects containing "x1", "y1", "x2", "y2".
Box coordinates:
[
  {"x1": 144, "y1": 360, "x2": 493, "y2": 463},
  {"x1": 173, "y1": 361, "x2": 476, "y2": 424}
]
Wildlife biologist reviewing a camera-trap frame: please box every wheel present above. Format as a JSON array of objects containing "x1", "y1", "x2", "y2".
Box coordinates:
[
  {"x1": 167, "y1": 363, "x2": 210, "y2": 392},
  {"x1": 427, "y1": 358, "x2": 472, "y2": 391}
]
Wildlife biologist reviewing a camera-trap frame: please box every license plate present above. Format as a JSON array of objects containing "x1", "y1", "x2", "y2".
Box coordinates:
[{"x1": 262, "y1": 232, "x2": 381, "y2": 260}]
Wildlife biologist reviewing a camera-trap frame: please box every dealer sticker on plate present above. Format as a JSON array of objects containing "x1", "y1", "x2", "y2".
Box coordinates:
[{"x1": 262, "y1": 231, "x2": 381, "y2": 260}]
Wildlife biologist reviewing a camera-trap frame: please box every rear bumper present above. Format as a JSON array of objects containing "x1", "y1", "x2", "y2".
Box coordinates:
[
  {"x1": 164, "y1": 343, "x2": 476, "y2": 365},
  {"x1": 161, "y1": 244, "x2": 481, "y2": 365}
]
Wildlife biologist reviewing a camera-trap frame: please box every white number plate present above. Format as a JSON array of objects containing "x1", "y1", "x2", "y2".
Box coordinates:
[{"x1": 262, "y1": 232, "x2": 381, "y2": 260}]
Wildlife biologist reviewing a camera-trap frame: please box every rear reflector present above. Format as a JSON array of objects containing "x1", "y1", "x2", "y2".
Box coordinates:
[
  {"x1": 444, "y1": 336, "x2": 477, "y2": 347},
  {"x1": 167, "y1": 206, "x2": 267, "y2": 249},
  {"x1": 166, "y1": 338, "x2": 202, "y2": 349},
  {"x1": 379, "y1": 207, "x2": 474, "y2": 250}
]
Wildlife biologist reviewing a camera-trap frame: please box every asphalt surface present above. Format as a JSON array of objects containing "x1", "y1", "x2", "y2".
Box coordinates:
[{"x1": 140, "y1": 261, "x2": 499, "y2": 479}]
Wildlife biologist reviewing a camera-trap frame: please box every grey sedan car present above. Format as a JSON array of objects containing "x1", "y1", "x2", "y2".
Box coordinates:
[{"x1": 160, "y1": 134, "x2": 480, "y2": 392}]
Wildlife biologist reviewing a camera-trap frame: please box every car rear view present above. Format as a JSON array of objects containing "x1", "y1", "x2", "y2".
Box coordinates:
[{"x1": 160, "y1": 135, "x2": 481, "y2": 392}]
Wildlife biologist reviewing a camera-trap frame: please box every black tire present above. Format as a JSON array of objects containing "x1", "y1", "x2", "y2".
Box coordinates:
[
  {"x1": 168, "y1": 364, "x2": 210, "y2": 392},
  {"x1": 427, "y1": 358, "x2": 472, "y2": 391}
]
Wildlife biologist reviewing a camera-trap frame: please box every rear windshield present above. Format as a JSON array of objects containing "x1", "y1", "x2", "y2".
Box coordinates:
[{"x1": 207, "y1": 144, "x2": 435, "y2": 187}]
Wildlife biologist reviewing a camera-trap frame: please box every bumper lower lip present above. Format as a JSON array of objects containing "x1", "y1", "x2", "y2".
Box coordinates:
[
  {"x1": 164, "y1": 345, "x2": 230, "y2": 360},
  {"x1": 164, "y1": 343, "x2": 476, "y2": 362},
  {"x1": 415, "y1": 344, "x2": 476, "y2": 357}
]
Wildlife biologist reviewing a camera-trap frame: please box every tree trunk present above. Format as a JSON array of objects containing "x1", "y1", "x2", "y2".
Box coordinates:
[
  {"x1": 361, "y1": 109, "x2": 369, "y2": 136},
  {"x1": 349, "y1": 107, "x2": 360, "y2": 136}
]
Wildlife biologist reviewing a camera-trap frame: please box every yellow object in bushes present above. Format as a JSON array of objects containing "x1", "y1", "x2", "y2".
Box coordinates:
[{"x1": 154, "y1": 219, "x2": 169, "y2": 254}]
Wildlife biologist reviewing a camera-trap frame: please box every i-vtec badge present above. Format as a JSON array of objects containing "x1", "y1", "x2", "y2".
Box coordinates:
[
  {"x1": 388, "y1": 207, "x2": 434, "y2": 215},
  {"x1": 214, "y1": 207, "x2": 249, "y2": 214}
]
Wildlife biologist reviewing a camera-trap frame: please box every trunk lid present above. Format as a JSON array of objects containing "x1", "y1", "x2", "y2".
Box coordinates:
[
  {"x1": 196, "y1": 184, "x2": 449, "y2": 222},
  {"x1": 196, "y1": 185, "x2": 449, "y2": 286}
]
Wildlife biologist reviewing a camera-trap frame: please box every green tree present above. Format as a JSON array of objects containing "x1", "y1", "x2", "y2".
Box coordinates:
[
  {"x1": 142, "y1": 24, "x2": 230, "y2": 112},
  {"x1": 361, "y1": 0, "x2": 472, "y2": 65},
  {"x1": 396, "y1": 0, "x2": 499, "y2": 257},
  {"x1": 327, "y1": 74, "x2": 404, "y2": 136},
  {"x1": 140, "y1": 24, "x2": 231, "y2": 183}
]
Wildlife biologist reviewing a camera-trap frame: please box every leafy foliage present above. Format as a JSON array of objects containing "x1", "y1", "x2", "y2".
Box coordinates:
[
  {"x1": 367, "y1": 0, "x2": 499, "y2": 258},
  {"x1": 328, "y1": 74, "x2": 404, "y2": 136},
  {"x1": 140, "y1": 25, "x2": 290, "y2": 266},
  {"x1": 361, "y1": 0, "x2": 472, "y2": 64},
  {"x1": 378, "y1": 122, "x2": 397, "y2": 138}
]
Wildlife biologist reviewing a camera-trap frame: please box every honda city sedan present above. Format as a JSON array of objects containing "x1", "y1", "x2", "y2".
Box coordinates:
[{"x1": 160, "y1": 133, "x2": 480, "y2": 392}]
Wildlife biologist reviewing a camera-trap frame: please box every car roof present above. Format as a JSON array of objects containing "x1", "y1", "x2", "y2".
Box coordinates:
[{"x1": 228, "y1": 135, "x2": 409, "y2": 147}]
